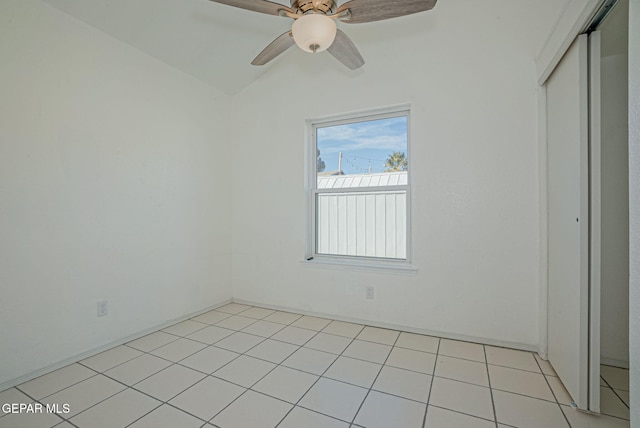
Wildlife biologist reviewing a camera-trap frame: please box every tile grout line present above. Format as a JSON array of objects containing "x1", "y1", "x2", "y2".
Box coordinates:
[
  {"x1": 126, "y1": 331, "x2": 183, "y2": 354},
  {"x1": 57, "y1": 419, "x2": 80, "y2": 428},
  {"x1": 9, "y1": 304, "x2": 626, "y2": 428},
  {"x1": 11, "y1": 386, "x2": 70, "y2": 426},
  {"x1": 488, "y1": 387, "x2": 571, "y2": 405},
  {"x1": 80, "y1": 346, "x2": 148, "y2": 375},
  {"x1": 30, "y1": 316, "x2": 443, "y2": 426},
  {"x1": 248, "y1": 318, "x2": 352, "y2": 425},
  {"x1": 128, "y1": 329, "x2": 604, "y2": 428},
  {"x1": 273, "y1": 322, "x2": 365, "y2": 427},
  {"x1": 421, "y1": 337, "x2": 441, "y2": 428},
  {"x1": 86, "y1": 366, "x2": 203, "y2": 428},
  {"x1": 63, "y1": 377, "x2": 162, "y2": 428},
  {"x1": 202, "y1": 306, "x2": 315, "y2": 426},
  {"x1": 7, "y1": 307, "x2": 309, "y2": 428},
  {"x1": 483, "y1": 345, "x2": 499, "y2": 428},
  {"x1": 174, "y1": 308, "x2": 313, "y2": 419},
  {"x1": 611, "y1": 391, "x2": 631, "y2": 411},
  {"x1": 600, "y1": 376, "x2": 631, "y2": 411},
  {"x1": 294, "y1": 326, "x2": 397, "y2": 424},
  {"x1": 15, "y1": 369, "x2": 109, "y2": 426},
  {"x1": 534, "y1": 352, "x2": 573, "y2": 428},
  {"x1": 52, "y1": 307, "x2": 271, "y2": 428},
  {"x1": 241, "y1": 319, "x2": 289, "y2": 339},
  {"x1": 92, "y1": 311, "x2": 625, "y2": 427},
  {"x1": 203, "y1": 310, "x2": 334, "y2": 426},
  {"x1": 161, "y1": 319, "x2": 211, "y2": 338},
  {"x1": 15, "y1": 370, "x2": 99, "y2": 402},
  {"x1": 120, "y1": 373, "x2": 222, "y2": 427},
  {"x1": 13, "y1": 324, "x2": 447, "y2": 427},
  {"x1": 425, "y1": 404, "x2": 501, "y2": 425},
  {"x1": 118, "y1": 306, "x2": 282, "y2": 427},
  {"x1": 595, "y1": 378, "x2": 632, "y2": 420},
  {"x1": 125, "y1": 320, "x2": 286, "y2": 427},
  {"x1": 5, "y1": 307, "x2": 538, "y2": 391},
  {"x1": 348, "y1": 332, "x2": 402, "y2": 426}
]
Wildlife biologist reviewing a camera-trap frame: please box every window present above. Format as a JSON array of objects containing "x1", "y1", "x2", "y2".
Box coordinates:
[{"x1": 308, "y1": 107, "x2": 410, "y2": 264}]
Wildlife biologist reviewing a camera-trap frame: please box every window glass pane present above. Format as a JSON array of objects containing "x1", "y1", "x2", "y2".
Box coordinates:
[
  {"x1": 312, "y1": 112, "x2": 409, "y2": 261},
  {"x1": 316, "y1": 190, "x2": 407, "y2": 259},
  {"x1": 316, "y1": 116, "x2": 408, "y2": 189}
]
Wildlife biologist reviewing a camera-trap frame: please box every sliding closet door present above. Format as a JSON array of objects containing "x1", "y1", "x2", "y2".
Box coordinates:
[{"x1": 546, "y1": 34, "x2": 590, "y2": 410}]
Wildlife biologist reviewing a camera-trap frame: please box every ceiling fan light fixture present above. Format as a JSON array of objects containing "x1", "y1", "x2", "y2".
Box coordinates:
[{"x1": 291, "y1": 14, "x2": 337, "y2": 53}]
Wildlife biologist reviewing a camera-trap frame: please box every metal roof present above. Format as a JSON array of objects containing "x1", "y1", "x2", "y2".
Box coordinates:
[{"x1": 317, "y1": 171, "x2": 408, "y2": 189}]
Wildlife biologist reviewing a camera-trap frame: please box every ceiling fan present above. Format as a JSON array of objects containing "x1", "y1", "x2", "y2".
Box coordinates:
[{"x1": 208, "y1": 0, "x2": 438, "y2": 70}]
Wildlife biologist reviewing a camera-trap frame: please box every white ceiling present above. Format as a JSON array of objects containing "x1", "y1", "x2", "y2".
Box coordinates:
[
  {"x1": 42, "y1": 0, "x2": 291, "y2": 94},
  {"x1": 41, "y1": 0, "x2": 569, "y2": 95}
]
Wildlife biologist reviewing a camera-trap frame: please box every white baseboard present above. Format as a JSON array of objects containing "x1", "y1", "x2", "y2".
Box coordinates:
[
  {"x1": 0, "y1": 299, "x2": 231, "y2": 392},
  {"x1": 232, "y1": 298, "x2": 539, "y2": 353}
]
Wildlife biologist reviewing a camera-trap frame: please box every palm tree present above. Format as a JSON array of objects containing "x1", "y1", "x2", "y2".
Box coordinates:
[
  {"x1": 317, "y1": 149, "x2": 326, "y2": 173},
  {"x1": 385, "y1": 152, "x2": 408, "y2": 172}
]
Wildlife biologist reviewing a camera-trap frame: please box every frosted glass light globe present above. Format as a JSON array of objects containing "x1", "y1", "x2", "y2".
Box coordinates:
[{"x1": 292, "y1": 14, "x2": 337, "y2": 53}]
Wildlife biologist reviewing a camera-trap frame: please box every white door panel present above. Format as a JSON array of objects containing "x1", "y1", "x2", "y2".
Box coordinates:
[{"x1": 546, "y1": 34, "x2": 590, "y2": 410}]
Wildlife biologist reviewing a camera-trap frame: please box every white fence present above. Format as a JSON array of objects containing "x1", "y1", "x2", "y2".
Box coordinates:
[{"x1": 316, "y1": 190, "x2": 407, "y2": 259}]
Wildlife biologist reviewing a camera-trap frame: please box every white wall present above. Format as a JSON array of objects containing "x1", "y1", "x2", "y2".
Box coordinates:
[
  {"x1": 598, "y1": 0, "x2": 630, "y2": 368},
  {"x1": 600, "y1": 49, "x2": 629, "y2": 366},
  {"x1": 628, "y1": 0, "x2": 640, "y2": 424},
  {"x1": 230, "y1": 1, "x2": 547, "y2": 348},
  {"x1": 0, "y1": 0, "x2": 232, "y2": 387}
]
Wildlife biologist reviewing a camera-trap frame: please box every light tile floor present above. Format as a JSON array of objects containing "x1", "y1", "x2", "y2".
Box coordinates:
[{"x1": 0, "y1": 303, "x2": 631, "y2": 428}]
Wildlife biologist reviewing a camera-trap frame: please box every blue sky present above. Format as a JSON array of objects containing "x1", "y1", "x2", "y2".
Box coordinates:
[{"x1": 316, "y1": 116, "x2": 408, "y2": 174}]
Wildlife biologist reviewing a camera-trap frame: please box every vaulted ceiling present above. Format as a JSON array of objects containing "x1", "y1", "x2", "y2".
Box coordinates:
[{"x1": 42, "y1": 0, "x2": 570, "y2": 94}]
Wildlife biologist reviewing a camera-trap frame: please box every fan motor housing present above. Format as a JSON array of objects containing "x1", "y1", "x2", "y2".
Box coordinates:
[{"x1": 291, "y1": 0, "x2": 336, "y2": 15}]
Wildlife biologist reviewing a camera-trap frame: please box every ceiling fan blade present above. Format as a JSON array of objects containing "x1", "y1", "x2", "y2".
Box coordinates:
[
  {"x1": 207, "y1": 0, "x2": 294, "y2": 17},
  {"x1": 337, "y1": 0, "x2": 437, "y2": 23},
  {"x1": 251, "y1": 31, "x2": 295, "y2": 65},
  {"x1": 327, "y1": 29, "x2": 364, "y2": 70}
]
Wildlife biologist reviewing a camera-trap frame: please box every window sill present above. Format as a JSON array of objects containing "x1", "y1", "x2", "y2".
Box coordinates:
[{"x1": 300, "y1": 256, "x2": 418, "y2": 275}]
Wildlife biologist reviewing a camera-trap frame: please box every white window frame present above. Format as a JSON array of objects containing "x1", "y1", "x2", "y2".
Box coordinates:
[{"x1": 305, "y1": 105, "x2": 414, "y2": 272}]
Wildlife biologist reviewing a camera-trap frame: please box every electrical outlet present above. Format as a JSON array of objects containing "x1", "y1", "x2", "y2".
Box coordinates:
[
  {"x1": 365, "y1": 286, "x2": 374, "y2": 299},
  {"x1": 97, "y1": 300, "x2": 108, "y2": 317}
]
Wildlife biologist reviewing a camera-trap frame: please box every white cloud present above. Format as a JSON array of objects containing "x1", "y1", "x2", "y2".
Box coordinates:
[{"x1": 317, "y1": 117, "x2": 407, "y2": 155}]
